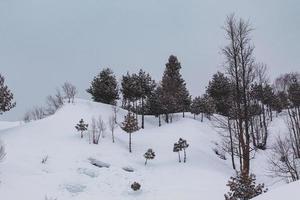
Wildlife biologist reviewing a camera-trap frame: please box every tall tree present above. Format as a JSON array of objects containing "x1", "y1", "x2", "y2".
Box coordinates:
[
  {"x1": 222, "y1": 14, "x2": 257, "y2": 175},
  {"x1": 0, "y1": 74, "x2": 16, "y2": 115},
  {"x1": 161, "y1": 55, "x2": 191, "y2": 123},
  {"x1": 87, "y1": 68, "x2": 119, "y2": 105}
]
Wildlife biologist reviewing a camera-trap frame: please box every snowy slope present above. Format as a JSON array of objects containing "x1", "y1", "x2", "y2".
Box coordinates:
[
  {"x1": 253, "y1": 181, "x2": 299, "y2": 200},
  {"x1": 0, "y1": 121, "x2": 21, "y2": 131},
  {"x1": 0, "y1": 99, "x2": 232, "y2": 200}
]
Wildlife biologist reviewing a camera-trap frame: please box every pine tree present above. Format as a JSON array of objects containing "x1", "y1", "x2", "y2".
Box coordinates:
[
  {"x1": 137, "y1": 69, "x2": 156, "y2": 129},
  {"x1": 224, "y1": 172, "x2": 267, "y2": 200},
  {"x1": 0, "y1": 74, "x2": 16, "y2": 115},
  {"x1": 206, "y1": 72, "x2": 233, "y2": 116},
  {"x1": 87, "y1": 68, "x2": 119, "y2": 105},
  {"x1": 191, "y1": 95, "x2": 215, "y2": 122},
  {"x1": 144, "y1": 148, "x2": 155, "y2": 165},
  {"x1": 122, "y1": 112, "x2": 139, "y2": 153},
  {"x1": 147, "y1": 85, "x2": 164, "y2": 126},
  {"x1": 75, "y1": 119, "x2": 88, "y2": 138},
  {"x1": 161, "y1": 55, "x2": 191, "y2": 123}
]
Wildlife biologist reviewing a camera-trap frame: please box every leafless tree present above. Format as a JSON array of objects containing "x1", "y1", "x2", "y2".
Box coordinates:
[
  {"x1": 108, "y1": 115, "x2": 117, "y2": 143},
  {"x1": 222, "y1": 14, "x2": 257, "y2": 175},
  {"x1": 268, "y1": 136, "x2": 300, "y2": 182},
  {"x1": 111, "y1": 105, "x2": 119, "y2": 124},
  {"x1": 97, "y1": 116, "x2": 106, "y2": 139},
  {"x1": 91, "y1": 117, "x2": 99, "y2": 144},
  {"x1": 46, "y1": 89, "x2": 64, "y2": 115},
  {"x1": 23, "y1": 107, "x2": 47, "y2": 122},
  {"x1": 62, "y1": 82, "x2": 77, "y2": 103}
]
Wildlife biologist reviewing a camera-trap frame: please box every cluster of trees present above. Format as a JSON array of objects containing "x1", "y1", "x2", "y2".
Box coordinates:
[
  {"x1": 75, "y1": 107, "x2": 118, "y2": 145},
  {"x1": 268, "y1": 72, "x2": 300, "y2": 182},
  {"x1": 24, "y1": 82, "x2": 77, "y2": 122},
  {"x1": 87, "y1": 55, "x2": 191, "y2": 128}
]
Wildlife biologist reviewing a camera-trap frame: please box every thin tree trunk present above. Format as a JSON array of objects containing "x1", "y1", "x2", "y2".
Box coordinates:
[
  {"x1": 141, "y1": 98, "x2": 145, "y2": 129},
  {"x1": 228, "y1": 118, "x2": 236, "y2": 170},
  {"x1": 129, "y1": 133, "x2": 132, "y2": 153},
  {"x1": 178, "y1": 152, "x2": 181, "y2": 163},
  {"x1": 158, "y1": 115, "x2": 161, "y2": 127}
]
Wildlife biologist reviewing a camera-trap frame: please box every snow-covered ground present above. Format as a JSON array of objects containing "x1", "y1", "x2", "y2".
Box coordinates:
[
  {"x1": 0, "y1": 121, "x2": 21, "y2": 131},
  {"x1": 0, "y1": 99, "x2": 296, "y2": 199}
]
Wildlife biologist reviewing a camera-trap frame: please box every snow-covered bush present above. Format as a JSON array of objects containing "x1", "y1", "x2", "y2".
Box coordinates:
[
  {"x1": 224, "y1": 172, "x2": 267, "y2": 200},
  {"x1": 131, "y1": 182, "x2": 141, "y2": 191},
  {"x1": 144, "y1": 149, "x2": 155, "y2": 165}
]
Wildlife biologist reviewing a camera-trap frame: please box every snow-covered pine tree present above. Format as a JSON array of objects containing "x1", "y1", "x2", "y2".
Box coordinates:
[
  {"x1": 122, "y1": 112, "x2": 139, "y2": 153},
  {"x1": 144, "y1": 148, "x2": 155, "y2": 165},
  {"x1": 0, "y1": 74, "x2": 16, "y2": 115},
  {"x1": 75, "y1": 119, "x2": 88, "y2": 138},
  {"x1": 206, "y1": 71, "x2": 233, "y2": 116},
  {"x1": 224, "y1": 172, "x2": 267, "y2": 200},
  {"x1": 87, "y1": 68, "x2": 119, "y2": 105},
  {"x1": 161, "y1": 55, "x2": 191, "y2": 123},
  {"x1": 173, "y1": 142, "x2": 182, "y2": 163},
  {"x1": 178, "y1": 138, "x2": 189, "y2": 163}
]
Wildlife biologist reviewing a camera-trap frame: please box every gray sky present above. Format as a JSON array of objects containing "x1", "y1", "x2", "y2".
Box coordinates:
[{"x1": 0, "y1": 0, "x2": 299, "y2": 121}]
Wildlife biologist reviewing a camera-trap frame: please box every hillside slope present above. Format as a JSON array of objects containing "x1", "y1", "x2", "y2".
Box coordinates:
[{"x1": 0, "y1": 99, "x2": 232, "y2": 200}]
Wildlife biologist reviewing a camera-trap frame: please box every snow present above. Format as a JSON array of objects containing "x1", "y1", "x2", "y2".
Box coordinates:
[
  {"x1": 0, "y1": 99, "x2": 294, "y2": 199},
  {"x1": 253, "y1": 181, "x2": 300, "y2": 200}
]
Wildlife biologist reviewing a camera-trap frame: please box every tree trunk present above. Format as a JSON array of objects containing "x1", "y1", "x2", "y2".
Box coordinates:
[
  {"x1": 141, "y1": 98, "x2": 145, "y2": 129},
  {"x1": 228, "y1": 118, "x2": 236, "y2": 170},
  {"x1": 178, "y1": 152, "x2": 181, "y2": 163},
  {"x1": 183, "y1": 112, "x2": 185, "y2": 118},
  {"x1": 158, "y1": 115, "x2": 161, "y2": 127},
  {"x1": 129, "y1": 133, "x2": 132, "y2": 153},
  {"x1": 112, "y1": 130, "x2": 115, "y2": 143},
  {"x1": 165, "y1": 113, "x2": 169, "y2": 123},
  {"x1": 145, "y1": 159, "x2": 148, "y2": 165},
  {"x1": 183, "y1": 149, "x2": 187, "y2": 163}
]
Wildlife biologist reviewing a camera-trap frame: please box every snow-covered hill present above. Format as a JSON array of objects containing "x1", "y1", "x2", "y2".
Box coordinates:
[
  {"x1": 0, "y1": 99, "x2": 296, "y2": 200},
  {"x1": 0, "y1": 99, "x2": 232, "y2": 200}
]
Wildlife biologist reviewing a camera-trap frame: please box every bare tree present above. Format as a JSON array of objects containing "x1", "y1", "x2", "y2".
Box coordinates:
[
  {"x1": 46, "y1": 89, "x2": 64, "y2": 115},
  {"x1": 91, "y1": 117, "x2": 99, "y2": 144},
  {"x1": 111, "y1": 105, "x2": 119, "y2": 124},
  {"x1": 222, "y1": 14, "x2": 257, "y2": 175},
  {"x1": 62, "y1": 82, "x2": 77, "y2": 103},
  {"x1": 23, "y1": 107, "x2": 47, "y2": 122},
  {"x1": 97, "y1": 116, "x2": 106, "y2": 139},
  {"x1": 268, "y1": 136, "x2": 300, "y2": 182},
  {"x1": 108, "y1": 115, "x2": 117, "y2": 143}
]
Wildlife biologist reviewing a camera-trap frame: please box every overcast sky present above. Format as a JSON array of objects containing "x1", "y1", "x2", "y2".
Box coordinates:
[{"x1": 0, "y1": 0, "x2": 299, "y2": 121}]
